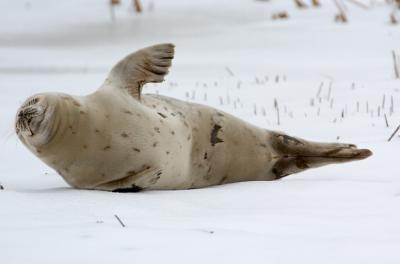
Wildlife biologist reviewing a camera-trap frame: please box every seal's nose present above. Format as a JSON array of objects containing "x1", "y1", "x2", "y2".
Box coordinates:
[{"x1": 15, "y1": 97, "x2": 46, "y2": 136}]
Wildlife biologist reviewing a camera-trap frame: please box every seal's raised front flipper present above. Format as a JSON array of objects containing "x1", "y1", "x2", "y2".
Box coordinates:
[
  {"x1": 106, "y1": 43, "x2": 175, "y2": 100},
  {"x1": 270, "y1": 132, "x2": 372, "y2": 179}
]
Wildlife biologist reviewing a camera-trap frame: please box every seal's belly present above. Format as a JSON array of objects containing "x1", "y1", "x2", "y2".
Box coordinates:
[{"x1": 143, "y1": 95, "x2": 275, "y2": 190}]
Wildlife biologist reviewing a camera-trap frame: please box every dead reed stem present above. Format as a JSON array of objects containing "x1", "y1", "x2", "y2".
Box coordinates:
[
  {"x1": 388, "y1": 124, "x2": 400, "y2": 141},
  {"x1": 133, "y1": 0, "x2": 142, "y2": 13},
  {"x1": 114, "y1": 214, "x2": 126, "y2": 227},
  {"x1": 392, "y1": 50, "x2": 400, "y2": 79}
]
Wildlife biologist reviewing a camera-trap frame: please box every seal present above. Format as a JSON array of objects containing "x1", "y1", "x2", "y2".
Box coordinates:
[{"x1": 15, "y1": 43, "x2": 372, "y2": 192}]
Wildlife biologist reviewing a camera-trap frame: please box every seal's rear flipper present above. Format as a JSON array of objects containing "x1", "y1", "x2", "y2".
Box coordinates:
[
  {"x1": 106, "y1": 43, "x2": 175, "y2": 100},
  {"x1": 270, "y1": 132, "x2": 372, "y2": 179}
]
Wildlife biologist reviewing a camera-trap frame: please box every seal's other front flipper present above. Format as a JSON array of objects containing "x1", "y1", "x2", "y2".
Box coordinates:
[{"x1": 94, "y1": 167, "x2": 163, "y2": 192}]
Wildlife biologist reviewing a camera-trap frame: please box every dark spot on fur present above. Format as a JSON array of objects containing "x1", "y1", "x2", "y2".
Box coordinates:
[
  {"x1": 204, "y1": 152, "x2": 208, "y2": 159},
  {"x1": 210, "y1": 124, "x2": 224, "y2": 146},
  {"x1": 183, "y1": 121, "x2": 189, "y2": 127},
  {"x1": 105, "y1": 114, "x2": 110, "y2": 119},
  {"x1": 272, "y1": 168, "x2": 279, "y2": 176},
  {"x1": 103, "y1": 146, "x2": 111, "y2": 151},
  {"x1": 152, "y1": 104, "x2": 156, "y2": 108},
  {"x1": 163, "y1": 106, "x2": 168, "y2": 111},
  {"x1": 217, "y1": 112, "x2": 224, "y2": 117},
  {"x1": 187, "y1": 134, "x2": 191, "y2": 140},
  {"x1": 157, "y1": 112, "x2": 167, "y2": 118},
  {"x1": 170, "y1": 112, "x2": 176, "y2": 116},
  {"x1": 156, "y1": 171, "x2": 162, "y2": 176},
  {"x1": 259, "y1": 143, "x2": 267, "y2": 148},
  {"x1": 133, "y1": 148, "x2": 141, "y2": 152},
  {"x1": 166, "y1": 151, "x2": 170, "y2": 155},
  {"x1": 170, "y1": 131, "x2": 175, "y2": 135},
  {"x1": 153, "y1": 142, "x2": 158, "y2": 147},
  {"x1": 83, "y1": 145, "x2": 88, "y2": 149},
  {"x1": 136, "y1": 113, "x2": 142, "y2": 117},
  {"x1": 95, "y1": 129, "x2": 100, "y2": 133},
  {"x1": 154, "y1": 127, "x2": 160, "y2": 133},
  {"x1": 121, "y1": 132, "x2": 129, "y2": 138},
  {"x1": 142, "y1": 165, "x2": 151, "y2": 170},
  {"x1": 113, "y1": 185, "x2": 142, "y2": 193},
  {"x1": 79, "y1": 110, "x2": 86, "y2": 115},
  {"x1": 123, "y1": 109, "x2": 133, "y2": 115}
]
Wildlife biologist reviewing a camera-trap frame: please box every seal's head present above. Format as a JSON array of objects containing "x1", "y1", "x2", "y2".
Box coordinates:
[{"x1": 15, "y1": 94, "x2": 59, "y2": 148}]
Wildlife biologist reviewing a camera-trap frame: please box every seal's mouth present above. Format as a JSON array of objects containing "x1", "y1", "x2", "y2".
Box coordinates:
[{"x1": 16, "y1": 97, "x2": 46, "y2": 136}]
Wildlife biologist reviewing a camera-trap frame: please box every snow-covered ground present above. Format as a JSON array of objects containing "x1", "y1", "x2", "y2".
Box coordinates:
[{"x1": 1, "y1": 0, "x2": 400, "y2": 263}]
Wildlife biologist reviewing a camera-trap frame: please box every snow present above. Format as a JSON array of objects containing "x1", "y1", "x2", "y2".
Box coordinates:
[{"x1": 1, "y1": 0, "x2": 400, "y2": 263}]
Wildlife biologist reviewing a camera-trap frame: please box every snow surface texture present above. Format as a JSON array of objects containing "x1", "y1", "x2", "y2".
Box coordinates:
[{"x1": 1, "y1": 0, "x2": 400, "y2": 263}]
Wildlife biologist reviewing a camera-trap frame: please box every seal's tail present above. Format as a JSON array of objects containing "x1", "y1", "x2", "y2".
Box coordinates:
[{"x1": 269, "y1": 132, "x2": 372, "y2": 179}]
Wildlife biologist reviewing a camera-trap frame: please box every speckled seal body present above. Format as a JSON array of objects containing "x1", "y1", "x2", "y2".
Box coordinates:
[{"x1": 15, "y1": 44, "x2": 372, "y2": 191}]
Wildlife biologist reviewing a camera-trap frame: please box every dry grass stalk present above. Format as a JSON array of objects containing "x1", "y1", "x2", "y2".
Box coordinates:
[
  {"x1": 274, "y1": 99, "x2": 280, "y2": 125},
  {"x1": 272, "y1": 11, "x2": 289, "y2": 20},
  {"x1": 382, "y1": 94, "x2": 386, "y2": 109},
  {"x1": 393, "y1": 50, "x2": 400, "y2": 79},
  {"x1": 225, "y1": 67, "x2": 234, "y2": 76},
  {"x1": 390, "y1": 13, "x2": 398, "y2": 24},
  {"x1": 294, "y1": 0, "x2": 308, "y2": 8},
  {"x1": 334, "y1": 0, "x2": 348, "y2": 23},
  {"x1": 316, "y1": 82, "x2": 323, "y2": 98},
  {"x1": 390, "y1": 95, "x2": 394, "y2": 115},
  {"x1": 133, "y1": 0, "x2": 142, "y2": 13},
  {"x1": 384, "y1": 114, "x2": 389, "y2": 128},
  {"x1": 312, "y1": 0, "x2": 321, "y2": 7},
  {"x1": 109, "y1": 0, "x2": 120, "y2": 21},
  {"x1": 114, "y1": 214, "x2": 126, "y2": 227},
  {"x1": 388, "y1": 124, "x2": 400, "y2": 141}
]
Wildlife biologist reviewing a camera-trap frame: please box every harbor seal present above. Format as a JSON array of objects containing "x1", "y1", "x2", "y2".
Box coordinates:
[{"x1": 15, "y1": 43, "x2": 372, "y2": 192}]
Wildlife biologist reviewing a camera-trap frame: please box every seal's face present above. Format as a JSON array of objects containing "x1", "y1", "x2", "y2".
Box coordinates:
[{"x1": 15, "y1": 94, "x2": 56, "y2": 147}]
